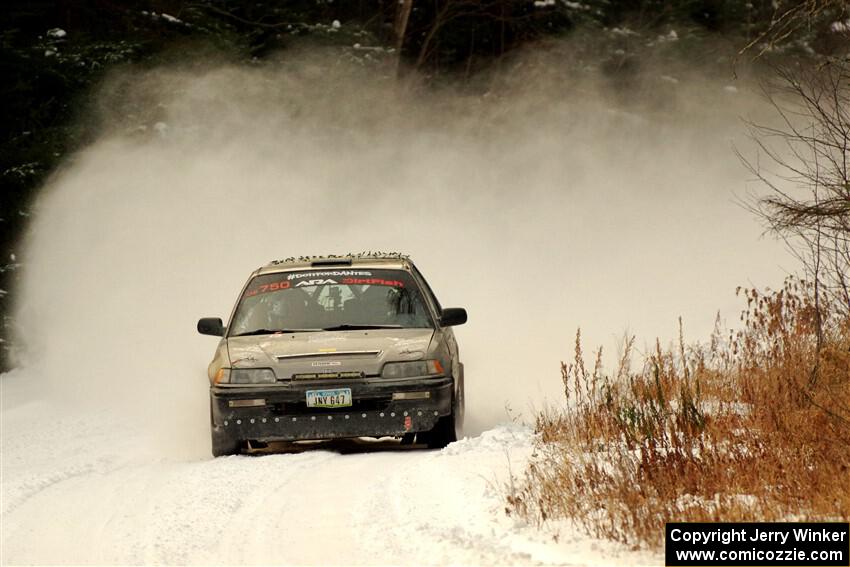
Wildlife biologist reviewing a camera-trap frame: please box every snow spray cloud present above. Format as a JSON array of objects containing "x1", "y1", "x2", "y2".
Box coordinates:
[{"x1": 14, "y1": 48, "x2": 789, "y2": 455}]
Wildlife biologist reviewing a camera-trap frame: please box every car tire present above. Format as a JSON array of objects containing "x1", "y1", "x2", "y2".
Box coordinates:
[
  {"x1": 210, "y1": 399, "x2": 241, "y2": 457},
  {"x1": 420, "y1": 397, "x2": 460, "y2": 449},
  {"x1": 211, "y1": 435, "x2": 241, "y2": 457},
  {"x1": 400, "y1": 433, "x2": 416, "y2": 445},
  {"x1": 421, "y1": 412, "x2": 457, "y2": 449}
]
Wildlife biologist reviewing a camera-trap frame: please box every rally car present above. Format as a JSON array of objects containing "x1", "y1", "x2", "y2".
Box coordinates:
[{"x1": 197, "y1": 254, "x2": 467, "y2": 456}]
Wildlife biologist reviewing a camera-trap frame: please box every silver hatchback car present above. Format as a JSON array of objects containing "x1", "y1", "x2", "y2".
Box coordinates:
[{"x1": 197, "y1": 254, "x2": 467, "y2": 456}]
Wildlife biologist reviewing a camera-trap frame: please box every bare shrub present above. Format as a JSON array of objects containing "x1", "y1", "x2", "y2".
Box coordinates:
[{"x1": 739, "y1": 59, "x2": 850, "y2": 322}]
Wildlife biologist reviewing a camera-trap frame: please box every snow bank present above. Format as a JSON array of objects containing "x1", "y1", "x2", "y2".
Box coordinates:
[{"x1": 442, "y1": 422, "x2": 535, "y2": 455}]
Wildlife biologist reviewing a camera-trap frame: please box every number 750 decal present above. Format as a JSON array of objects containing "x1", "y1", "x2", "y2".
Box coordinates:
[{"x1": 244, "y1": 280, "x2": 291, "y2": 297}]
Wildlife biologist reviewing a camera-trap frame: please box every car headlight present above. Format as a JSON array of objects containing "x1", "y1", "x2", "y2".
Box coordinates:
[
  {"x1": 223, "y1": 368, "x2": 278, "y2": 384},
  {"x1": 381, "y1": 359, "x2": 444, "y2": 379}
]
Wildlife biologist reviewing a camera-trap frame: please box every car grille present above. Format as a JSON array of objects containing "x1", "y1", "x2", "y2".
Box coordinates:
[{"x1": 290, "y1": 371, "x2": 365, "y2": 380}]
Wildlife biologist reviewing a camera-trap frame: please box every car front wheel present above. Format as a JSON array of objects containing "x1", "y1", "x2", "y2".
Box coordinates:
[
  {"x1": 210, "y1": 400, "x2": 242, "y2": 457},
  {"x1": 423, "y1": 414, "x2": 457, "y2": 448},
  {"x1": 419, "y1": 396, "x2": 460, "y2": 449},
  {"x1": 211, "y1": 434, "x2": 241, "y2": 457}
]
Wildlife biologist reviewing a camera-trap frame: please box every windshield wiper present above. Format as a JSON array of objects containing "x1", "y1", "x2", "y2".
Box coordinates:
[
  {"x1": 322, "y1": 324, "x2": 404, "y2": 331},
  {"x1": 231, "y1": 328, "x2": 321, "y2": 337}
]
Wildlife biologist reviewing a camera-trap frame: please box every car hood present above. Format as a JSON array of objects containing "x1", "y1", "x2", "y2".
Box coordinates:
[{"x1": 226, "y1": 328, "x2": 435, "y2": 379}]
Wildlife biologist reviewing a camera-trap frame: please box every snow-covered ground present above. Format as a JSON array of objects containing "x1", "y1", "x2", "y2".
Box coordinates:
[{"x1": 1, "y1": 371, "x2": 656, "y2": 566}]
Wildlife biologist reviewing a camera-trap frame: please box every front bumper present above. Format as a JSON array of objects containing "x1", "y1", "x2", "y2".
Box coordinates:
[{"x1": 210, "y1": 375, "x2": 453, "y2": 442}]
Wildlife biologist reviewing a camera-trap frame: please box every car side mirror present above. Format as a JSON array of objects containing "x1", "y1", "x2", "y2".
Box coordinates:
[
  {"x1": 439, "y1": 307, "x2": 467, "y2": 327},
  {"x1": 197, "y1": 317, "x2": 225, "y2": 336}
]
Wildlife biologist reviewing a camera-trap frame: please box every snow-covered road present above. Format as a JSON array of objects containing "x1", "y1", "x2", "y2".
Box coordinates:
[{"x1": 1, "y1": 372, "x2": 654, "y2": 566}]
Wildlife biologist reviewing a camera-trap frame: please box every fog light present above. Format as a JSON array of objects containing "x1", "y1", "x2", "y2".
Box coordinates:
[
  {"x1": 228, "y1": 399, "x2": 266, "y2": 408},
  {"x1": 392, "y1": 391, "x2": 431, "y2": 401}
]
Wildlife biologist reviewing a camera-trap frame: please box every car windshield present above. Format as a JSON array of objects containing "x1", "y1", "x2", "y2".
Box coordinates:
[{"x1": 228, "y1": 268, "x2": 434, "y2": 336}]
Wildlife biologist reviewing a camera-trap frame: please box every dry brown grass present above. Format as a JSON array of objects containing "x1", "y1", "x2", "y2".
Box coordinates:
[{"x1": 506, "y1": 277, "x2": 850, "y2": 549}]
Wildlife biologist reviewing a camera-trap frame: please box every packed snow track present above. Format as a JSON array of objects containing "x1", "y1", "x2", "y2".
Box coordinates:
[{"x1": 0, "y1": 373, "x2": 653, "y2": 566}]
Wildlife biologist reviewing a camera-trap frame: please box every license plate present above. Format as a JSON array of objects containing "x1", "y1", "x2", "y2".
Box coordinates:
[{"x1": 306, "y1": 388, "x2": 352, "y2": 408}]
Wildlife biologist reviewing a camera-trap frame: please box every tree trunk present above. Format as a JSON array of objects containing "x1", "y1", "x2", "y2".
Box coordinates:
[{"x1": 394, "y1": 0, "x2": 414, "y2": 58}]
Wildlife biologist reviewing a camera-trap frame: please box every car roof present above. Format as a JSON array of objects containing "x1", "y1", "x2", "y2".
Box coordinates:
[{"x1": 255, "y1": 253, "x2": 414, "y2": 276}]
